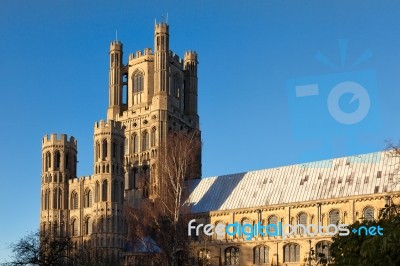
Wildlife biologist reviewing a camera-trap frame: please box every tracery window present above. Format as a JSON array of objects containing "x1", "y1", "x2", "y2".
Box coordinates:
[
  {"x1": 102, "y1": 180, "x2": 108, "y2": 201},
  {"x1": 132, "y1": 71, "x2": 144, "y2": 104},
  {"x1": 284, "y1": 243, "x2": 300, "y2": 262},
  {"x1": 198, "y1": 249, "x2": 211, "y2": 266},
  {"x1": 225, "y1": 246, "x2": 239, "y2": 265},
  {"x1": 71, "y1": 218, "x2": 78, "y2": 236},
  {"x1": 85, "y1": 217, "x2": 92, "y2": 235},
  {"x1": 71, "y1": 191, "x2": 78, "y2": 210},
  {"x1": 254, "y1": 245, "x2": 269, "y2": 264},
  {"x1": 84, "y1": 189, "x2": 92, "y2": 208},
  {"x1": 142, "y1": 131, "x2": 149, "y2": 151},
  {"x1": 363, "y1": 206, "x2": 374, "y2": 221},
  {"x1": 151, "y1": 127, "x2": 156, "y2": 147},
  {"x1": 329, "y1": 209, "x2": 340, "y2": 225},
  {"x1": 131, "y1": 134, "x2": 138, "y2": 153},
  {"x1": 297, "y1": 212, "x2": 307, "y2": 235},
  {"x1": 315, "y1": 241, "x2": 331, "y2": 263},
  {"x1": 268, "y1": 215, "x2": 278, "y2": 234},
  {"x1": 95, "y1": 181, "x2": 100, "y2": 202}
]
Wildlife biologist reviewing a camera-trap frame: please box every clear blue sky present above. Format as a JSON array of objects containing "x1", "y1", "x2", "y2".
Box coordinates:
[{"x1": 1, "y1": 0, "x2": 400, "y2": 261}]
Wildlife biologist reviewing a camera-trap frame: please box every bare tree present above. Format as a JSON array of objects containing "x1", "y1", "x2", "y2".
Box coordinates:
[
  {"x1": 386, "y1": 140, "x2": 400, "y2": 186},
  {"x1": 2, "y1": 231, "x2": 72, "y2": 266},
  {"x1": 126, "y1": 129, "x2": 201, "y2": 265},
  {"x1": 3, "y1": 230, "x2": 122, "y2": 266}
]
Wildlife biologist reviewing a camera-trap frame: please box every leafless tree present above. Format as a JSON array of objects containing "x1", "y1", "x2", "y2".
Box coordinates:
[
  {"x1": 3, "y1": 230, "x2": 122, "y2": 266},
  {"x1": 126, "y1": 129, "x2": 201, "y2": 266},
  {"x1": 2, "y1": 231, "x2": 72, "y2": 266},
  {"x1": 386, "y1": 140, "x2": 400, "y2": 186}
]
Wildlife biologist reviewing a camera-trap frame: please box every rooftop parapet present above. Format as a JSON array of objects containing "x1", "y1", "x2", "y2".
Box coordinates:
[
  {"x1": 68, "y1": 175, "x2": 92, "y2": 185},
  {"x1": 110, "y1": 40, "x2": 123, "y2": 51},
  {"x1": 94, "y1": 119, "x2": 125, "y2": 135},
  {"x1": 129, "y1": 48, "x2": 153, "y2": 61},
  {"x1": 169, "y1": 51, "x2": 183, "y2": 64},
  {"x1": 184, "y1": 50, "x2": 198, "y2": 61},
  {"x1": 155, "y1": 22, "x2": 169, "y2": 33},
  {"x1": 42, "y1": 133, "x2": 77, "y2": 147}
]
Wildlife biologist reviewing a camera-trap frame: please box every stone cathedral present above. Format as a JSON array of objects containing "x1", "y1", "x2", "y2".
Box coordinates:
[
  {"x1": 39, "y1": 22, "x2": 400, "y2": 266},
  {"x1": 40, "y1": 22, "x2": 200, "y2": 261}
]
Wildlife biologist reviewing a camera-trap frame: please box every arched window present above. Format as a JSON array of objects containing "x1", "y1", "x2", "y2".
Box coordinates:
[
  {"x1": 71, "y1": 219, "x2": 78, "y2": 236},
  {"x1": 132, "y1": 71, "x2": 144, "y2": 104},
  {"x1": 297, "y1": 212, "x2": 307, "y2": 235},
  {"x1": 173, "y1": 74, "x2": 181, "y2": 98},
  {"x1": 241, "y1": 218, "x2": 252, "y2": 239},
  {"x1": 65, "y1": 153, "x2": 69, "y2": 169},
  {"x1": 45, "y1": 152, "x2": 51, "y2": 170},
  {"x1": 120, "y1": 143, "x2": 124, "y2": 162},
  {"x1": 151, "y1": 127, "x2": 156, "y2": 147},
  {"x1": 284, "y1": 243, "x2": 300, "y2": 262},
  {"x1": 315, "y1": 241, "x2": 331, "y2": 263},
  {"x1": 112, "y1": 180, "x2": 118, "y2": 202},
  {"x1": 363, "y1": 206, "x2": 374, "y2": 221},
  {"x1": 225, "y1": 246, "x2": 239, "y2": 265},
  {"x1": 142, "y1": 166, "x2": 150, "y2": 198},
  {"x1": 130, "y1": 168, "x2": 138, "y2": 190},
  {"x1": 329, "y1": 209, "x2": 340, "y2": 225},
  {"x1": 197, "y1": 249, "x2": 211, "y2": 266},
  {"x1": 175, "y1": 250, "x2": 184, "y2": 266},
  {"x1": 102, "y1": 180, "x2": 108, "y2": 201},
  {"x1": 73, "y1": 154, "x2": 77, "y2": 176},
  {"x1": 268, "y1": 215, "x2": 278, "y2": 234},
  {"x1": 254, "y1": 245, "x2": 269, "y2": 264},
  {"x1": 85, "y1": 189, "x2": 92, "y2": 208},
  {"x1": 102, "y1": 139, "x2": 107, "y2": 160},
  {"x1": 54, "y1": 151, "x2": 61, "y2": 170},
  {"x1": 43, "y1": 189, "x2": 50, "y2": 210},
  {"x1": 71, "y1": 191, "x2": 78, "y2": 210},
  {"x1": 120, "y1": 182, "x2": 124, "y2": 204},
  {"x1": 86, "y1": 217, "x2": 92, "y2": 235},
  {"x1": 142, "y1": 131, "x2": 149, "y2": 151},
  {"x1": 95, "y1": 181, "x2": 100, "y2": 202},
  {"x1": 53, "y1": 188, "x2": 62, "y2": 209},
  {"x1": 112, "y1": 141, "x2": 116, "y2": 159},
  {"x1": 124, "y1": 138, "x2": 129, "y2": 155},
  {"x1": 96, "y1": 141, "x2": 100, "y2": 160},
  {"x1": 131, "y1": 134, "x2": 138, "y2": 154}
]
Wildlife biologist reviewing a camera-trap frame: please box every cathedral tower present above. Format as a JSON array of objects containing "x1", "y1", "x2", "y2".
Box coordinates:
[
  {"x1": 107, "y1": 41, "x2": 124, "y2": 121},
  {"x1": 40, "y1": 134, "x2": 77, "y2": 237},
  {"x1": 105, "y1": 22, "x2": 201, "y2": 206},
  {"x1": 184, "y1": 50, "x2": 199, "y2": 128},
  {"x1": 40, "y1": 23, "x2": 201, "y2": 243},
  {"x1": 91, "y1": 120, "x2": 125, "y2": 253}
]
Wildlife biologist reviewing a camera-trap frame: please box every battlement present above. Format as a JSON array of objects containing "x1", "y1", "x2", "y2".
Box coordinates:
[
  {"x1": 110, "y1": 41, "x2": 122, "y2": 51},
  {"x1": 94, "y1": 119, "x2": 125, "y2": 135},
  {"x1": 42, "y1": 134, "x2": 77, "y2": 146},
  {"x1": 68, "y1": 175, "x2": 92, "y2": 185},
  {"x1": 169, "y1": 50, "x2": 184, "y2": 65},
  {"x1": 184, "y1": 50, "x2": 198, "y2": 61},
  {"x1": 128, "y1": 48, "x2": 153, "y2": 60},
  {"x1": 155, "y1": 22, "x2": 169, "y2": 33}
]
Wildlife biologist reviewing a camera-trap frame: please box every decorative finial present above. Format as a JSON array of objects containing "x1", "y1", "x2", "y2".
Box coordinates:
[{"x1": 116, "y1": 30, "x2": 118, "y2": 42}]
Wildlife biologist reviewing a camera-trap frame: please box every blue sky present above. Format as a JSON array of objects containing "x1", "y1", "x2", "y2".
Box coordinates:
[{"x1": 1, "y1": 0, "x2": 400, "y2": 261}]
